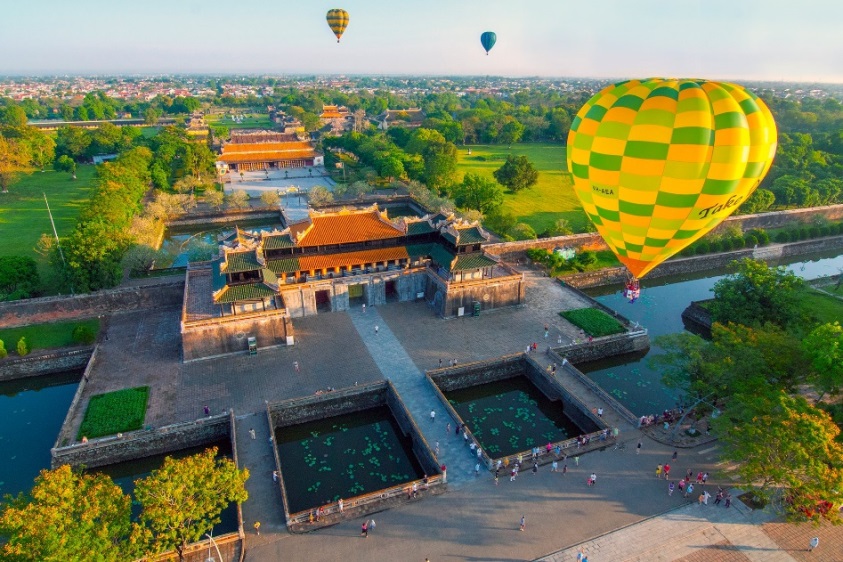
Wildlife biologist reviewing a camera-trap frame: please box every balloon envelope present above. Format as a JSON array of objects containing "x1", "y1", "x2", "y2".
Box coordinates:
[
  {"x1": 480, "y1": 31, "x2": 497, "y2": 54},
  {"x1": 567, "y1": 78, "x2": 776, "y2": 278},
  {"x1": 326, "y1": 9, "x2": 349, "y2": 43}
]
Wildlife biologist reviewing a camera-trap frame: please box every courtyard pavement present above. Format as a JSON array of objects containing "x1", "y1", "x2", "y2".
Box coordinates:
[{"x1": 74, "y1": 268, "x2": 839, "y2": 561}]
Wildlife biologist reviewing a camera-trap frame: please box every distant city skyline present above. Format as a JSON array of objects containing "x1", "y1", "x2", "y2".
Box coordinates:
[{"x1": 3, "y1": 0, "x2": 843, "y2": 83}]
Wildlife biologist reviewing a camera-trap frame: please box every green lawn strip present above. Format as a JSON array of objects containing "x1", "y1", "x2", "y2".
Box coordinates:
[
  {"x1": 798, "y1": 287, "x2": 843, "y2": 325},
  {"x1": 78, "y1": 386, "x2": 150, "y2": 440},
  {"x1": 206, "y1": 114, "x2": 275, "y2": 130},
  {"x1": 0, "y1": 165, "x2": 97, "y2": 271},
  {"x1": 560, "y1": 308, "x2": 626, "y2": 337},
  {"x1": 456, "y1": 143, "x2": 586, "y2": 234},
  {"x1": 0, "y1": 318, "x2": 100, "y2": 353}
]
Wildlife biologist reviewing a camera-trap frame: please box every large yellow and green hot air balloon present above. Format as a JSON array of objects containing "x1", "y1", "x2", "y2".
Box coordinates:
[
  {"x1": 567, "y1": 78, "x2": 777, "y2": 279},
  {"x1": 326, "y1": 9, "x2": 349, "y2": 43}
]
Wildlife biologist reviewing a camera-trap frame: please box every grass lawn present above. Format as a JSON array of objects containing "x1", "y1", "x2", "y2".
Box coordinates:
[
  {"x1": 800, "y1": 287, "x2": 843, "y2": 325},
  {"x1": 78, "y1": 386, "x2": 149, "y2": 439},
  {"x1": 560, "y1": 308, "x2": 626, "y2": 337},
  {"x1": 0, "y1": 318, "x2": 100, "y2": 354},
  {"x1": 456, "y1": 143, "x2": 587, "y2": 234},
  {"x1": 206, "y1": 113, "x2": 276, "y2": 130},
  {"x1": 0, "y1": 165, "x2": 97, "y2": 272}
]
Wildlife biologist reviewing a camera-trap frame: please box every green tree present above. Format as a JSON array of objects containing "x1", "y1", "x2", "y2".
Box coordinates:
[
  {"x1": 498, "y1": 118, "x2": 524, "y2": 146},
  {"x1": 546, "y1": 218, "x2": 573, "y2": 236},
  {"x1": 2, "y1": 104, "x2": 28, "y2": 129},
  {"x1": 308, "y1": 185, "x2": 334, "y2": 206},
  {"x1": 55, "y1": 154, "x2": 77, "y2": 178},
  {"x1": 0, "y1": 339, "x2": 6, "y2": 359},
  {"x1": 0, "y1": 465, "x2": 134, "y2": 561},
  {"x1": 511, "y1": 222, "x2": 537, "y2": 240},
  {"x1": 227, "y1": 189, "x2": 250, "y2": 209},
  {"x1": 450, "y1": 172, "x2": 503, "y2": 214},
  {"x1": 0, "y1": 135, "x2": 31, "y2": 193},
  {"x1": 143, "y1": 107, "x2": 162, "y2": 125},
  {"x1": 55, "y1": 126, "x2": 91, "y2": 161},
  {"x1": 16, "y1": 336, "x2": 30, "y2": 356},
  {"x1": 378, "y1": 156, "x2": 404, "y2": 181},
  {"x1": 0, "y1": 255, "x2": 40, "y2": 300},
  {"x1": 709, "y1": 258, "x2": 805, "y2": 329},
  {"x1": 260, "y1": 190, "x2": 280, "y2": 207},
  {"x1": 739, "y1": 188, "x2": 775, "y2": 214},
  {"x1": 135, "y1": 448, "x2": 249, "y2": 561},
  {"x1": 804, "y1": 322, "x2": 843, "y2": 402},
  {"x1": 204, "y1": 189, "x2": 225, "y2": 211},
  {"x1": 713, "y1": 390, "x2": 843, "y2": 523},
  {"x1": 493, "y1": 155, "x2": 539, "y2": 192},
  {"x1": 484, "y1": 209, "x2": 517, "y2": 237},
  {"x1": 26, "y1": 132, "x2": 56, "y2": 172}
]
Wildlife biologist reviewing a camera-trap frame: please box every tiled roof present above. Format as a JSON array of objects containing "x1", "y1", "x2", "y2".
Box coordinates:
[
  {"x1": 218, "y1": 149, "x2": 316, "y2": 164},
  {"x1": 298, "y1": 247, "x2": 409, "y2": 271},
  {"x1": 453, "y1": 253, "x2": 498, "y2": 271},
  {"x1": 292, "y1": 209, "x2": 405, "y2": 247},
  {"x1": 406, "y1": 244, "x2": 434, "y2": 260},
  {"x1": 214, "y1": 282, "x2": 277, "y2": 304},
  {"x1": 454, "y1": 226, "x2": 487, "y2": 245},
  {"x1": 211, "y1": 260, "x2": 226, "y2": 292},
  {"x1": 220, "y1": 251, "x2": 261, "y2": 273},
  {"x1": 222, "y1": 141, "x2": 313, "y2": 153},
  {"x1": 429, "y1": 245, "x2": 457, "y2": 270},
  {"x1": 406, "y1": 221, "x2": 436, "y2": 236},
  {"x1": 263, "y1": 233, "x2": 295, "y2": 249},
  {"x1": 267, "y1": 258, "x2": 300, "y2": 274}
]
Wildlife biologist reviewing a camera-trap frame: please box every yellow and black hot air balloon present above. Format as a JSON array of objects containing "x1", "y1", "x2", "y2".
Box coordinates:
[
  {"x1": 567, "y1": 78, "x2": 777, "y2": 280},
  {"x1": 326, "y1": 9, "x2": 349, "y2": 43}
]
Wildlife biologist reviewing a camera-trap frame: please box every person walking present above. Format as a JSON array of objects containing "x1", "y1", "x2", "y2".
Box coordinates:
[
  {"x1": 551, "y1": 460, "x2": 558, "y2": 472},
  {"x1": 597, "y1": 407, "x2": 603, "y2": 418},
  {"x1": 686, "y1": 483, "x2": 694, "y2": 498},
  {"x1": 656, "y1": 464, "x2": 662, "y2": 478},
  {"x1": 574, "y1": 455, "x2": 579, "y2": 467},
  {"x1": 369, "y1": 519, "x2": 376, "y2": 534},
  {"x1": 293, "y1": 361, "x2": 300, "y2": 373},
  {"x1": 562, "y1": 464, "x2": 568, "y2": 474},
  {"x1": 510, "y1": 467, "x2": 517, "y2": 482},
  {"x1": 253, "y1": 521, "x2": 261, "y2": 535},
  {"x1": 519, "y1": 515, "x2": 526, "y2": 531},
  {"x1": 362, "y1": 303, "x2": 366, "y2": 313},
  {"x1": 203, "y1": 405, "x2": 210, "y2": 416},
  {"x1": 672, "y1": 450, "x2": 678, "y2": 460},
  {"x1": 374, "y1": 325, "x2": 379, "y2": 335},
  {"x1": 703, "y1": 490, "x2": 711, "y2": 505},
  {"x1": 475, "y1": 462, "x2": 480, "y2": 476},
  {"x1": 589, "y1": 472, "x2": 597, "y2": 486},
  {"x1": 809, "y1": 537, "x2": 819, "y2": 552},
  {"x1": 532, "y1": 462, "x2": 538, "y2": 475},
  {"x1": 494, "y1": 471, "x2": 499, "y2": 485},
  {"x1": 430, "y1": 409, "x2": 436, "y2": 423},
  {"x1": 668, "y1": 481, "x2": 675, "y2": 496},
  {"x1": 338, "y1": 498, "x2": 344, "y2": 512},
  {"x1": 249, "y1": 428, "x2": 256, "y2": 440},
  {"x1": 361, "y1": 521, "x2": 368, "y2": 537},
  {"x1": 272, "y1": 470, "x2": 279, "y2": 483},
  {"x1": 664, "y1": 463, "x2": 671, "y2": 480},
  {"x1": 636, "y1": 440, "x2": 642, "y2": 454}
]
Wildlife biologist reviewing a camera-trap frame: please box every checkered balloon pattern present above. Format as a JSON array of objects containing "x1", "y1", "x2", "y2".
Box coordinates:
[{"x1": 567, "y1": 79, "x2": 777, "y2": 278}]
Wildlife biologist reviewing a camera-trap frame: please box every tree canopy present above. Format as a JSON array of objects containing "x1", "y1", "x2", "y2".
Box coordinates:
[
  {"x1": 493, "y1": 154, "x2": 539, "y2": 192},
  {"x1": 0, "y1": 256, "x2": 40, "y2": 301},
  {"x1": 450, "y1": 172, "x2": 503, "y2": 215}
]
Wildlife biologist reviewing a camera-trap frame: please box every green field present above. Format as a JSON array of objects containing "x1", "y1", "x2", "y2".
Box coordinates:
[
  {"x1": 206, "y1": 113, "x2": 276, "y2": 130},
  {"x1": 456, "y1": 143, "x2": 587, "y2": 234},
  {"x1": 800, "y1": 288, "x2": 843, "y2": 325},
  {"x1": 0, "y1": 165, "x2": 97, "y2": 270},
  {"x1": 78, "y1": 386, "x2": 149, "y2": 439},
  {"x1": 0, "y1": 318, "x2": 100, "y2": 354}
]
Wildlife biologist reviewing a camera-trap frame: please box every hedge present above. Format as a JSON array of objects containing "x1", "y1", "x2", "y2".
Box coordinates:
[
  {"x1": 78, "y1": 386, "x2": 149, "y2": 439},
  {"x1": 560, "y1": 308, "x2": 626, "y2": 337}
]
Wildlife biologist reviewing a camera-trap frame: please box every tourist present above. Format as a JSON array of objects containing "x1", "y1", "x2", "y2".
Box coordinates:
[
  {"x1": 338, "y1": 498, "x2": 344, "y2": 512},
  {"x1": 510, "y1": 467, "x2": 517, "y2": 481},
  {"x1": 714, "y1": 490, "x2": 723, "y2": 505},
  {"x1": 439, "y1": 358, "x2": 442, "y2": 368},
  {"x1": 532, "y1": 462, "x2": 538, "y2": 475},
  {"x1": 519, "y1": 514, "x2": 526, "y2": 532},
  {"x1": 476, "y1": 447, "x2": 482, "y2": 460},
  {"x1": 412, "y1": 483, "x2": 418, "y2": 498},
  {"x1": 362, "y1": 521, "x2": 368, "y2": 537},
  {"x1": 668, "y1": 481, "x2": 675, "y2": 496},
  {"x1": 369, "y1": 519, "x2": 376, "y2": 533},
  {"x1": 446, "y1": 423, "x2": 451, "y2": 435},
  {"x1": 636, "y1": 440, "x2": 642, "y2": 454},
  {"x1": 702, "y1": 472, "x2": 709, "y2": 484},
  {"x1": 663, "y1": 464, "x2": 671, "y2": 480},
  {"x1": 696, "y1": 471, "x2": 704, "y2": 484},
  {"x1": 551, "y1": 460, "x2": 558, "y2": 472},
  {"x1": 597, "y1": 407, "x2": 603, "y2": 418},
  {"x1": 375, "y1": 325, "x2": 379, "y2": 334},
  {"x1": 678, "y1": 480, "x2": 685, "y2": 495},
  {"x1": 561, "y1": 357, "x2": 569, "y2": 367},
  {"x1": 362, "y1": 303, "x2": 366, "y2": 313},
  {"x1": 496, "y1": 459, "x2": 502, "y2": 470},
  {"x1": 434, "y1": 441, "x2": 439, "y2": 456},
  {"x1": 562, "y1": 464, "x2": 568, "y2": 474},
  {"x1": 558, "y1": 335, "x2": 563, "y2": 344},
  {"x1": 475, "y1": 462, "x2": 480, "y2": 475},
  {"x1": 463, "y1": 429, "x2": 469, "y2": 442},
  {"x1": 809, "y1": 537, "x2": 819, "y2": 552},
  {"x1": 656, "y1": 464, "x2": 662, "y2": 478},
  {"x1": 316, "y1": 506, "x2": 324, "y2": 521},
  {"x1": 203, "y1": 405, "x2": 210, "y2": 416},
  {"x1": 253, "y1": 521, "x2": 261, "y2": 535},
  {"x1": 249, "y1": 428, "x2": 256, "y2": 440},
  {"x1": 702, "y1": 490, "x2": 711, "y2": 505},
  {"x1": 430, "y1": 409, "x2": 436, "y2": 423},
  {"x1": 589, "y1": 472, "x2": 597, "y2": 486},
  {"x1": 293, "y1": 361, "x2": 300, "y2": 373},
  {"x1": 309, "y1": 511, "x2": 314, "y2": 524},
  {"x1": 469, "y1": 442, "x2": 476, "y2": 453},
  {"x1": 456, "y1": 423, "x2": 462, "y2": 437},
  {"x1": 672, "y1": 450, "x2": 678, "y2": 460},
  {"x1": 724, "y1": 494, "x2": 732, "y2": 508},
  {"x1": 494, "y1": 471, "x2": 498, "y2": 485},
  {"x1": 272, "y1": 470, "x2": 278, "y2": 483},
  {"x1": 574, "y1": 455, "x2": 579, "y2": 466},
  {"x1": 685, "y1": 483, "x2": 694, "y2": 498}
]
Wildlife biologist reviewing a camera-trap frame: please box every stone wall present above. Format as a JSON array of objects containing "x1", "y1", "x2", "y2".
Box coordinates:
[
  {"x1": 524, "y1": 357, "x2": 602, "y2": 433},
  {"x1": 385, "y1": 383, "x2": 440, "y2": 476},
  {"x1": 52, "y1": 412, "x2": 233, "y2": 469},
  {"x1": 0, "y1": 346, "x2": 93, "y2": 381},
  {"x1": 167, "y1": 209, "x2": 282, "y2": 228},
  {"x1": 562, "y1": 235, "x2": 843, "y2": 289},
  {"x1": 552, "y1": 331, "x2": 651, "y2": 364},
  {"x1": 484, "y1": 233, "x2": 606, "y2": 261},
  {"x1": 426, "y1": 270, "x2": 526, "y2": 318},
  {"x1": 269, "y1": 383, "x2": 388, "y2": 428},
  {"x1": 717, "y1": 203, "x2": 843, "y2": 232},
  {"x1": 681, "y1": 301, "x2": 712, "y2": 331},
  {"x1": 429, "y1": 354, "x2": 524, "y2": 392},
  {"x1": 0, "y1": 280, "x2": 185, "y2": 329},
  {"x1": 181, "y1": 310, "x2": 292, "y2": 362}
]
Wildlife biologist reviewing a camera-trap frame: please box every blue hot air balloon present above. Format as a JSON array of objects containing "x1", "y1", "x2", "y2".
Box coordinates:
[{"x1": 480, "y1": 31, "x2": 497, "y2": 55}]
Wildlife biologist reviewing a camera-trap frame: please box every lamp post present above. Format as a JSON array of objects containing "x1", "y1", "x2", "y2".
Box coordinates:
[{"x1": 205, "y1": 531, "x2": 224, "y2": 562}]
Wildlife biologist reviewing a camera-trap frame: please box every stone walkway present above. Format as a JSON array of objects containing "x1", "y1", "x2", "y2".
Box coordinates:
[{"x1": 347, "y1": 306, "x2": 476, "y2": 486}]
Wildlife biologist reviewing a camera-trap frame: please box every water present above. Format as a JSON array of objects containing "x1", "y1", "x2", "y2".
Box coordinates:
[
  {"x1": 274, "y1": 406, "x2": 425, "y2": 514},
  {"x1": 446, "y1": 376, "x2": 598, "y2": 458},
  {"x1": 0, "y1": 371, "x2": 80, "y2": 498},
  {"x1": 161, "y1": 220, "x2": 283, "y2": 267},
  {"x1": 579, "y1": 249, "x2": 843, "y2": 417},
  {"x1": 94, "y1": 441, "x2": 238, "y2": 534}
]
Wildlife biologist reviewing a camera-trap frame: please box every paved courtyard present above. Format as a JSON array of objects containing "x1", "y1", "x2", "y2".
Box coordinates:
[{"x1": 73, "y1": 270, "x2": 839, "y2": 561}]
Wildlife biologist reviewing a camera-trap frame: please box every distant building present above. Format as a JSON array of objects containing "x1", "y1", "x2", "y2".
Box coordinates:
[
  {"x1": 320, "y1": 105, "x2": 353, "y2": 133},
  {"x1": 374, "y1": 108, "x2": 425, "y2": 130}
]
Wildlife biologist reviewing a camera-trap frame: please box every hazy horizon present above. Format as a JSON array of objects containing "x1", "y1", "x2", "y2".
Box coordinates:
[{"x1": 4, "y1": 0, "x2": 842, "y2": 83}]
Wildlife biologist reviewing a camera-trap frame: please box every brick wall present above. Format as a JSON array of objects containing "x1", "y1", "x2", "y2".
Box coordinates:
[
  {"x1": 0, "y1": 347, "x2": 92, "y2": 381},
  {"x1": 181, "y1": 310, "x2": 292, "y2": 361}
]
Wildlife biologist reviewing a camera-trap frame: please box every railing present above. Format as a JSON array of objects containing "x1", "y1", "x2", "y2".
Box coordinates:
[{"x1": 286, "y1": 473, "x2": 444, "y2": 526}]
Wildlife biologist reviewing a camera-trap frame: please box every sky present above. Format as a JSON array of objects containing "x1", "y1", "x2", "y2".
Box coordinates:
[{"x1": 3, "y1": 0, "x2": 843, "y2": 82}]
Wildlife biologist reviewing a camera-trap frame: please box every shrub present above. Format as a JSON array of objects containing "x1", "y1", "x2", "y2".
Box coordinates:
[
  {"x1": 708, "y1": 240, "x2": 722, "y2": 253},
  {"x1": 511, "y1": 223, "x2": 537, "y2": 241},
  {"x1": 576, "y1": 250, "x2": 597, "y2": 266},
  {"x1": 695, "y1": 241, "x2": 710, "y2": 255},
  {"x1": 72, "y1": 324, "x2": 97, "y2": 345},
  {"x1": 731, "y1": 236, "x2": 745, "y2": 249},
  {"x1": 820, "y1": 226, "x2": 830, "y2": 237},
  {"x1": 808, "y1": 226, "x2": 820, "y2": 238},
  {"x1": 747, "y1": 228, "x2": 769, "y2": 245},
  {"x1": 775, "y1": 231, "x2": 789, "y2": 243},
  {"x1": 744, "y1": 234, "x2": 758, "y2": 247},
  {"x1": 789, "y1": 230, "x2": 800, "y2": 242},
  {"x1": 16, "y1": 336, "x2": 30, "y2": 356},
  {"x1": 0, "y1": 339, "x2": 6, "y2": 359},
  {"x1": 78, "y1": 387, "x2": 150, "y2": 439},
  {"x1": 799, "y1": 227, "x2": 809, "y2": 240},
  {"x1": 560, "y1": 308, "x2": 626, "y2": 337}
]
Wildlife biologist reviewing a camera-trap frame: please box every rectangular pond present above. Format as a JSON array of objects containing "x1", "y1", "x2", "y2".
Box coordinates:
[
  {"x1": 445, "y1": 375, "x2": 598, "y2": 458},
  {"x1": 274, "y1": 405, "x2": 425, "y2": 514},
  {"x1": 0, "y1": 370, "x2": 80, "y2": 498},
  {"x1": 93, "y1": 440, "x2": 238, "y2": 535}
]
